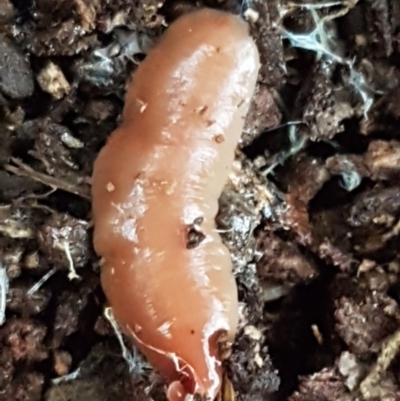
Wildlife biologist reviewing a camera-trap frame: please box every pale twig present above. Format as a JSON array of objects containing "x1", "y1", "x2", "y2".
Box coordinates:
[
  {"x1": 360, "y1": 329, "x2": 400, "y2": 399},
  {"x1": 51, "y1": 368, "x2": 81, "y2": 385},
  {"x1": 0, "y1": 266, "x2": 9, "y2": 325},
  {"x1": 27, "y1": 267, "x2": 57, "y2": 295},
  {"x1": 3, "y1": 158, "x2": 91, "y2": 200}
]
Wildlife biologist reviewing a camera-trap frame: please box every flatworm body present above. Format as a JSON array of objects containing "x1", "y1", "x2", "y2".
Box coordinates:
[{"x1": 92, "y1": 8, "x2": 260, "y2": 400}]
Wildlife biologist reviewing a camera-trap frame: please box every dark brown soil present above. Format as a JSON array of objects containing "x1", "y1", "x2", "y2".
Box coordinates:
[{"x1": 1, "y1": 0, "x2": 400, "y2": 400}]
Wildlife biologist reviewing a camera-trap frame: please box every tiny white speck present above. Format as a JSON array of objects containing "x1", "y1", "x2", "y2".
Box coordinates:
[
  {"x1": 121, "y1": 218, "x2": 138, "y2": 242},
  {"x1": 157, "y1": 321, "x2": 173, "y2": 339},
  {"x1": 106, "y1": 182, "x2": 115, "y2": 192}
]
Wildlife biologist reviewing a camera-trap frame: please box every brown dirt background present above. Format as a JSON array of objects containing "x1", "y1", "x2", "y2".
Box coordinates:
[{"x1": 0, "y1": 0, "x2": 400, "y2": 400}]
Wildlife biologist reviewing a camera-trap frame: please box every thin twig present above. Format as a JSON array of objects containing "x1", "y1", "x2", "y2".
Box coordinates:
[
  {"x1": 0, "y1": 266, "x2": 9, "y2": 326},
  {"x1": 3, "y1": 158, "x2": 91, "y2": 200}
]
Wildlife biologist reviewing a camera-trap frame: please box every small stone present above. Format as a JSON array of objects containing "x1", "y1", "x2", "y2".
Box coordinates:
[
  {"x1": 24, "y1": 252, "x2": 40, "y2": 269},
  {"x1": 244, "y1": 325, "x2": 263, "y2": 341},
  {"x1": 338, "y1": 351, "x2": 363, "y2": 391},
  {"x1": 37, "y1": 62, "x2": 71, "y2": 100},
  {"x1": 0, "y1": 35, "x2": 34, "y2": 99},
  {"x1": 54, "y1": 351, "x2": 72, "y2": 376},
  {"x1": 0, "y1": 0, "x2": 14, "y2": 24},
  {"x1": 243, "y1": 8, "x2": 259, "y2": 24}
]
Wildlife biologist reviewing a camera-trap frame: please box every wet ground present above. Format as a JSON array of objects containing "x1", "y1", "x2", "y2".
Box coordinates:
[{"x1": 0, "y1": 0, "x2": 400, "y2": 400}]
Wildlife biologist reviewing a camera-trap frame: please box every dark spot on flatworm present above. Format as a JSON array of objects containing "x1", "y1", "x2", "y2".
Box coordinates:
[{"x1": 186, "y1": 217, "x2": 205, "y2": 249}]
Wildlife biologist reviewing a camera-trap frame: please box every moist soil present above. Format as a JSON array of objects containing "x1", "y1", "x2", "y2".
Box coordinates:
[{"x1": 1, "y1": 0, "x2": 400, "y2": 400}]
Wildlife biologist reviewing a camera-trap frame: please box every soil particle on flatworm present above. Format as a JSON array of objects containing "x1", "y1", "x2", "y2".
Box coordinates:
[{"x1": 186, "y1": 217, "x2": 206, "y2": 249}]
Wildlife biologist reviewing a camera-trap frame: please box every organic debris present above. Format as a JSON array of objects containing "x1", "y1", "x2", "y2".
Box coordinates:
[{"x1": 1, "y1": 0, "x2": 400, "y2": 400}]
